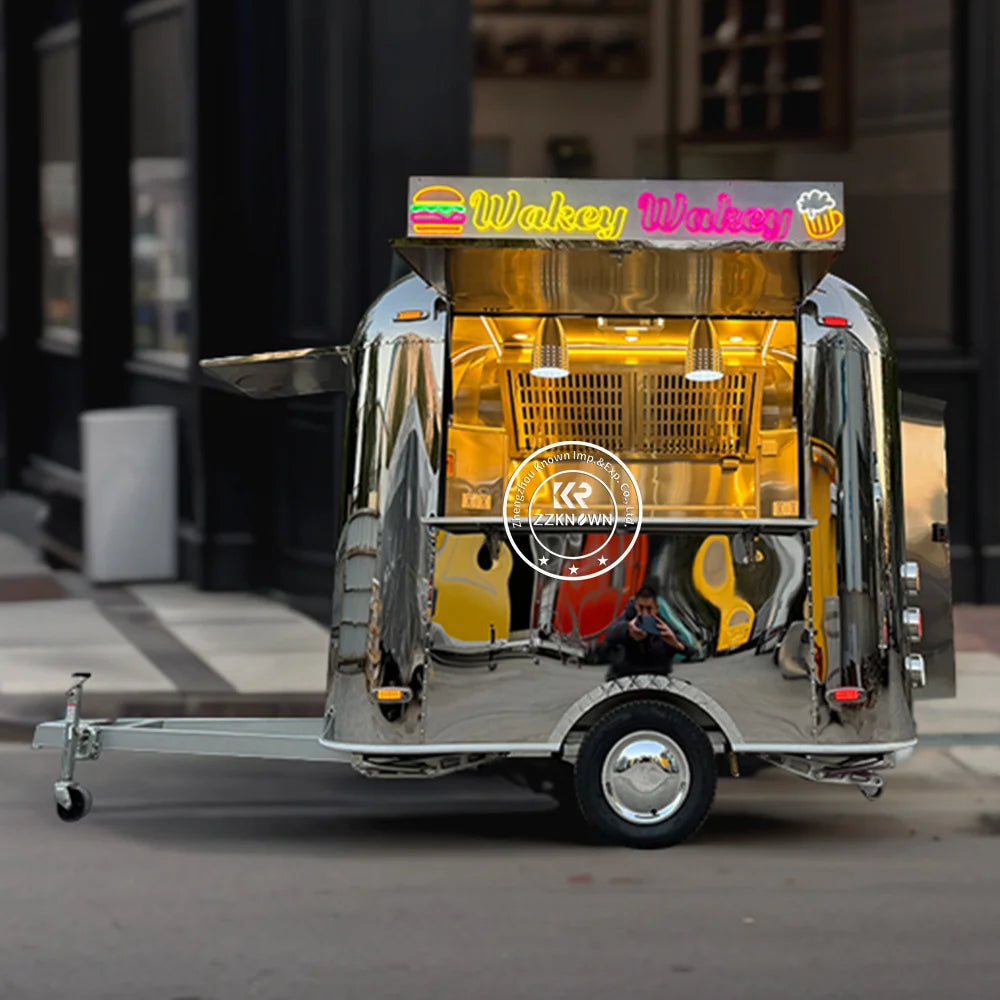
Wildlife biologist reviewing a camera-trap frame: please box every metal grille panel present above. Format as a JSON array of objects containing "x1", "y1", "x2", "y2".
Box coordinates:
[
  {"x1": 636, "y1": 371, "x2": 760, "y2": 457},
  {"x1": 509, "y1": 370, "x2": 629, "y2": 453},
  {"x1": 504, "y1": 367, "x2": 762, "y2": 459}
]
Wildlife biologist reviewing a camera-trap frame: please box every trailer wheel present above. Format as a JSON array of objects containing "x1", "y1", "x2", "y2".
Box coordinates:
[
  {"x1": 56, "y1": 785, "x2": 92, "y2": 823},
  {"x1": 574, "y1": 701, "x2": 716, "y2": 848}
]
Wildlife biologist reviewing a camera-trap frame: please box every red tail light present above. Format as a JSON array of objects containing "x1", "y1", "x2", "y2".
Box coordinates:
[
  {"x1": 828, "y1": 686, "x2": 865, "y2": 704},
  {"x1": 819, "y1": 315, "x2": 850, "y2": 327}
]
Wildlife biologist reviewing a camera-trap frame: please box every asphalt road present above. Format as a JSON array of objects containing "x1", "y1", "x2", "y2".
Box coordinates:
[{"x1": 2, "y1": 739, "x2": 999, "y2": 1000}]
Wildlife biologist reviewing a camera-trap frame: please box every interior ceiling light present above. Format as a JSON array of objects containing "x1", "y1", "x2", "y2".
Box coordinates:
[
  {"x1": 531, "y1": 316, "x2": 569, "y2": 378},
  {"x1": 684, "y1": 317, "x2": 724, "y2": 382},
  {"x1": 597, "y1": 316, "x2": 666, "y2": 332},
  {"x1": 513, "y1": 332, "x2": 529, "y2": 340},
  {"x1": 624, "y1": 334, "x2": 639, "y2": 342}
]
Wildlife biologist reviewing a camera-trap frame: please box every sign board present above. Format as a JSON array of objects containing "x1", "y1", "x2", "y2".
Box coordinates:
[{"x1": 407, "y1": 178, "x2": 845, "y2": 250}]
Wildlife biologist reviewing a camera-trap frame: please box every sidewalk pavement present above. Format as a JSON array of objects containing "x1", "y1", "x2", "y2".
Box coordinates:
[
  {"x1": 0, "y1": 529, "x2": 328, "y2": 729},
  {"x1": 1, "y1": 522, "x2": 999, "y2": 777}
]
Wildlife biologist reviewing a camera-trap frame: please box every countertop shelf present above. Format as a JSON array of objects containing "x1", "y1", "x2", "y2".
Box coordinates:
[{"x1": 424, "y1": 516, "x2": 817, "y2": 534}]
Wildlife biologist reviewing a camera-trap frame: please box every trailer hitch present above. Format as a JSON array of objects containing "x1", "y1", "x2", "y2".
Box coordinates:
[{"x1": 760, "y1": 752, "x2": 892, "y2": 800}]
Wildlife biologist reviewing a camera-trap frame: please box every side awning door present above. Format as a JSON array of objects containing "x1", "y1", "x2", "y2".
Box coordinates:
[{"x1": 199, "y1": 346, "x2": 353, "y2": 399}]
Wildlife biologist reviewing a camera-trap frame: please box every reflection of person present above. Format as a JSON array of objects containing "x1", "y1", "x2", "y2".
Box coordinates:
[{"x1": 604, "y1": 585, "x2": 685, "y2": 677}]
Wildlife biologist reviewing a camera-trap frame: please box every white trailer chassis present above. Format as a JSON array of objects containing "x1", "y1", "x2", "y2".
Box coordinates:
[{"x1": 33, "y1": 673, "x2": 559, "y2": 820}]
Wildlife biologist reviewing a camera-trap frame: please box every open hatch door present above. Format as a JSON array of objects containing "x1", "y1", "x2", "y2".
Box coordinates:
[
  {"x1": 394, "y1": 242, "x2": 840, "y2": 317},
  {"x1": 900, "y1": 392, "x2": 956, "y2": 698}
]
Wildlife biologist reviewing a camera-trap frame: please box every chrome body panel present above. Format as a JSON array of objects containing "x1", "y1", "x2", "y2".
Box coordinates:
[
  {"x1": 318, "y1": 268, "x2": 943, "y2": 756},
  {"x1": 900, "y1": 393, "x2": 956, "y2": 697},
  {"x1": 325, "y1": 274, "x2": 446, "y2": 745},
  {"x1": 548, "y1": 675, "x2": 744, "y2": 748},
  {"x1": 424, "y1": 529, "x2": 818, "y2": 745},
  {"x1": 800, "y1": 275, "x2": 918, "y2": 743}
]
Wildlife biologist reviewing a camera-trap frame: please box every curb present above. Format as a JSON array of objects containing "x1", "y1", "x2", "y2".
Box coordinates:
[
  {"x1": 913, "y1": 732, "x2": 1000, "y2": 747},
  {"x1": 0, "y1": 691, "x2": 327, "y2": 738}
]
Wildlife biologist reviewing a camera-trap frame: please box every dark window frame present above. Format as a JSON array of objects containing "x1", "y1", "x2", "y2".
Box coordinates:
[
  {"x1": 36, "y1": 22, "x2": 82, "y2": 353},
  {"x1": 124, "y1": 0, "x2": 193, "y2": 370},
  {"x1": 687, "y1": 0, "x2": 849, "y2": 144}
]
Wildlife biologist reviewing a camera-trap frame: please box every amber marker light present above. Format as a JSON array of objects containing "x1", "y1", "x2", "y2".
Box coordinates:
[{"x1": 372, "y1": 687, "x2": 412, "y2": 703}]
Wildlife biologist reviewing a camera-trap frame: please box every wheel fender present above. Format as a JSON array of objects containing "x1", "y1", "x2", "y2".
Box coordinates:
[{"x1": 548, "y1": 674, "x2": 744, "y2": 752}]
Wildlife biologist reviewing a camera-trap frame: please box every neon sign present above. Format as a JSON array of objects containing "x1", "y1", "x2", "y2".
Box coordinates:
[
  {"x1": 469, "y1": 188, "x2": 628, "y2": 242},
  {"x1": 796, "y1": 189, "x2": 845, "y2": 241},
  {"x1": 405, "y1": 178, "x2": 846, "y2": 249},
  {"x1": 410, "y1": 185, "x2": 467, "y2": 235},
  {"x1": 637, "y1": 191, "x2": 793, "y2": 241}
]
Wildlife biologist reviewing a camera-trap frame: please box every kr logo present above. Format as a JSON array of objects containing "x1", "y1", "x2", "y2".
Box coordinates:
[
  {"x1": 552, "y1": 481, "x2": 592, "y2": 509},
  {"x1": 504, "y1": 440, "x2": 643, "y2": 583}
]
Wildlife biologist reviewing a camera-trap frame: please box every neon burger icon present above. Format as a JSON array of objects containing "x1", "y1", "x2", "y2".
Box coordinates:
[{"x1": 409, "y1": 185, "x2": 467, "y2": 235}]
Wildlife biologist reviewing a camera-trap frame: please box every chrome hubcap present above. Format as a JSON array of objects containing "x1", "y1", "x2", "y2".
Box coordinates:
[{"x1": 600, "y1": 731, "x2": 691, "y2": 825}]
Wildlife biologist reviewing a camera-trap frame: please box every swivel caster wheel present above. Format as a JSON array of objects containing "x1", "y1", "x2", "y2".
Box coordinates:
[{"x1": 55, "y1": 784, "x2": 93, "y2": 822}]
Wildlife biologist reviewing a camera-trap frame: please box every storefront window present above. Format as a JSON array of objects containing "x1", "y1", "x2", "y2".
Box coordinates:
[
  {"x1": 129, "y1": 6, "x2": 190, "y2": 364},
  {"x1": 39, "y1": 40, "x2": 80, "y2": 348}
]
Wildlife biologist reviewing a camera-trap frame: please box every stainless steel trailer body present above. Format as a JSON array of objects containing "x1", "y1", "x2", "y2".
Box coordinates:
[{"x1": 34, "y1": 179, "x2": 954, "y2": 847}]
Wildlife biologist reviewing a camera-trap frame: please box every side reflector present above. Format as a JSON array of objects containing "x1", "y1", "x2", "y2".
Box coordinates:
[
  {"x1": 905, "y1": 654, "x2": 927, "y2": 689},
  {"x1": 900, "y1": 561, "x2": 921, "y2": 593},
  {"x1": 903, "y1": 606, "x2": 923, "y2": 640},
  {"x1": 819, "y1": 315, "x2": 850, "y2": 327},
  {"x1": 372, "y1": 687, "x2": 413, "y2": 703},
  {"x1": 394, "y1": 309, "x2": 428, "y2": 322}
]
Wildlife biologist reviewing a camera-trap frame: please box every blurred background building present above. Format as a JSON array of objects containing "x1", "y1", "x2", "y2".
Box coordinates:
[{"x1": 1, "y1": 0, "x2": 997, "y2": 610}]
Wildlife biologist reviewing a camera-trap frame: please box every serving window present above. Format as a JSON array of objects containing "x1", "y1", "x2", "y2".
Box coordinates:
[{"x1": 445, "y1": 314, "x2": 800, "y2": 520}]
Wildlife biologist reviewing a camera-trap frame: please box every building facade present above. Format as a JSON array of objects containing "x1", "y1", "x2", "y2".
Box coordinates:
[
  {"x1": 469, "y1": 0, "x2": 998, "y2": 602},
  {"x1": 0, "y1": 0, "x2": 471, "y2": 615},
  {"x1": 3, "y1": 0, "x2": 999, "y2": 603}
]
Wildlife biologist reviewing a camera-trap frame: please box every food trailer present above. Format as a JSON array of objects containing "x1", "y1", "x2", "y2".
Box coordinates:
[{"x1": 34, "y1": 178, "x2": 955, "y2": 848}]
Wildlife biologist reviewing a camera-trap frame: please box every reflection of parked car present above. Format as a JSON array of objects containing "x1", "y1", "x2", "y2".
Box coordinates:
[
  {"x1": 693, "y1": 535, "x2": 755, "y2": 652},
  {"x1": 550, "y1": 534, "x2": 648, "y2": 641},
  {"x1": 431, "y1": 532, "x2": 512, "y2": 646}
]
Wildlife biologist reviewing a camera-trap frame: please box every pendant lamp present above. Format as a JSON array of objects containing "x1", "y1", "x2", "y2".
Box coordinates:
[
  {"x1": 684, "y1": 317, "x2": 724, "y2": 382},
  {"x1": 530, "y1": 316, "x2": 569, "y2": 378}
]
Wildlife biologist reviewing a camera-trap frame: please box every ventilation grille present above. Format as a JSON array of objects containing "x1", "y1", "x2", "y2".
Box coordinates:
[
  {"x1": 510, "y1": 370, "x2": 629, "y2": 454},
  {"x1": 505, "y1": 367, "x2": 762, "y2": 459},
  {"x1": 636, "y1": 372, "x2": 757, "y2": 456}
]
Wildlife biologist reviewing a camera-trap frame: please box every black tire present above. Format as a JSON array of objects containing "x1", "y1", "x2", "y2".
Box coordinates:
[
  {"x1": 56, "y1": 785, "x2": 92, "y2": 823},
  {"x1": 574, "y1": 700, "x2": 716, "y2": 848}
]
